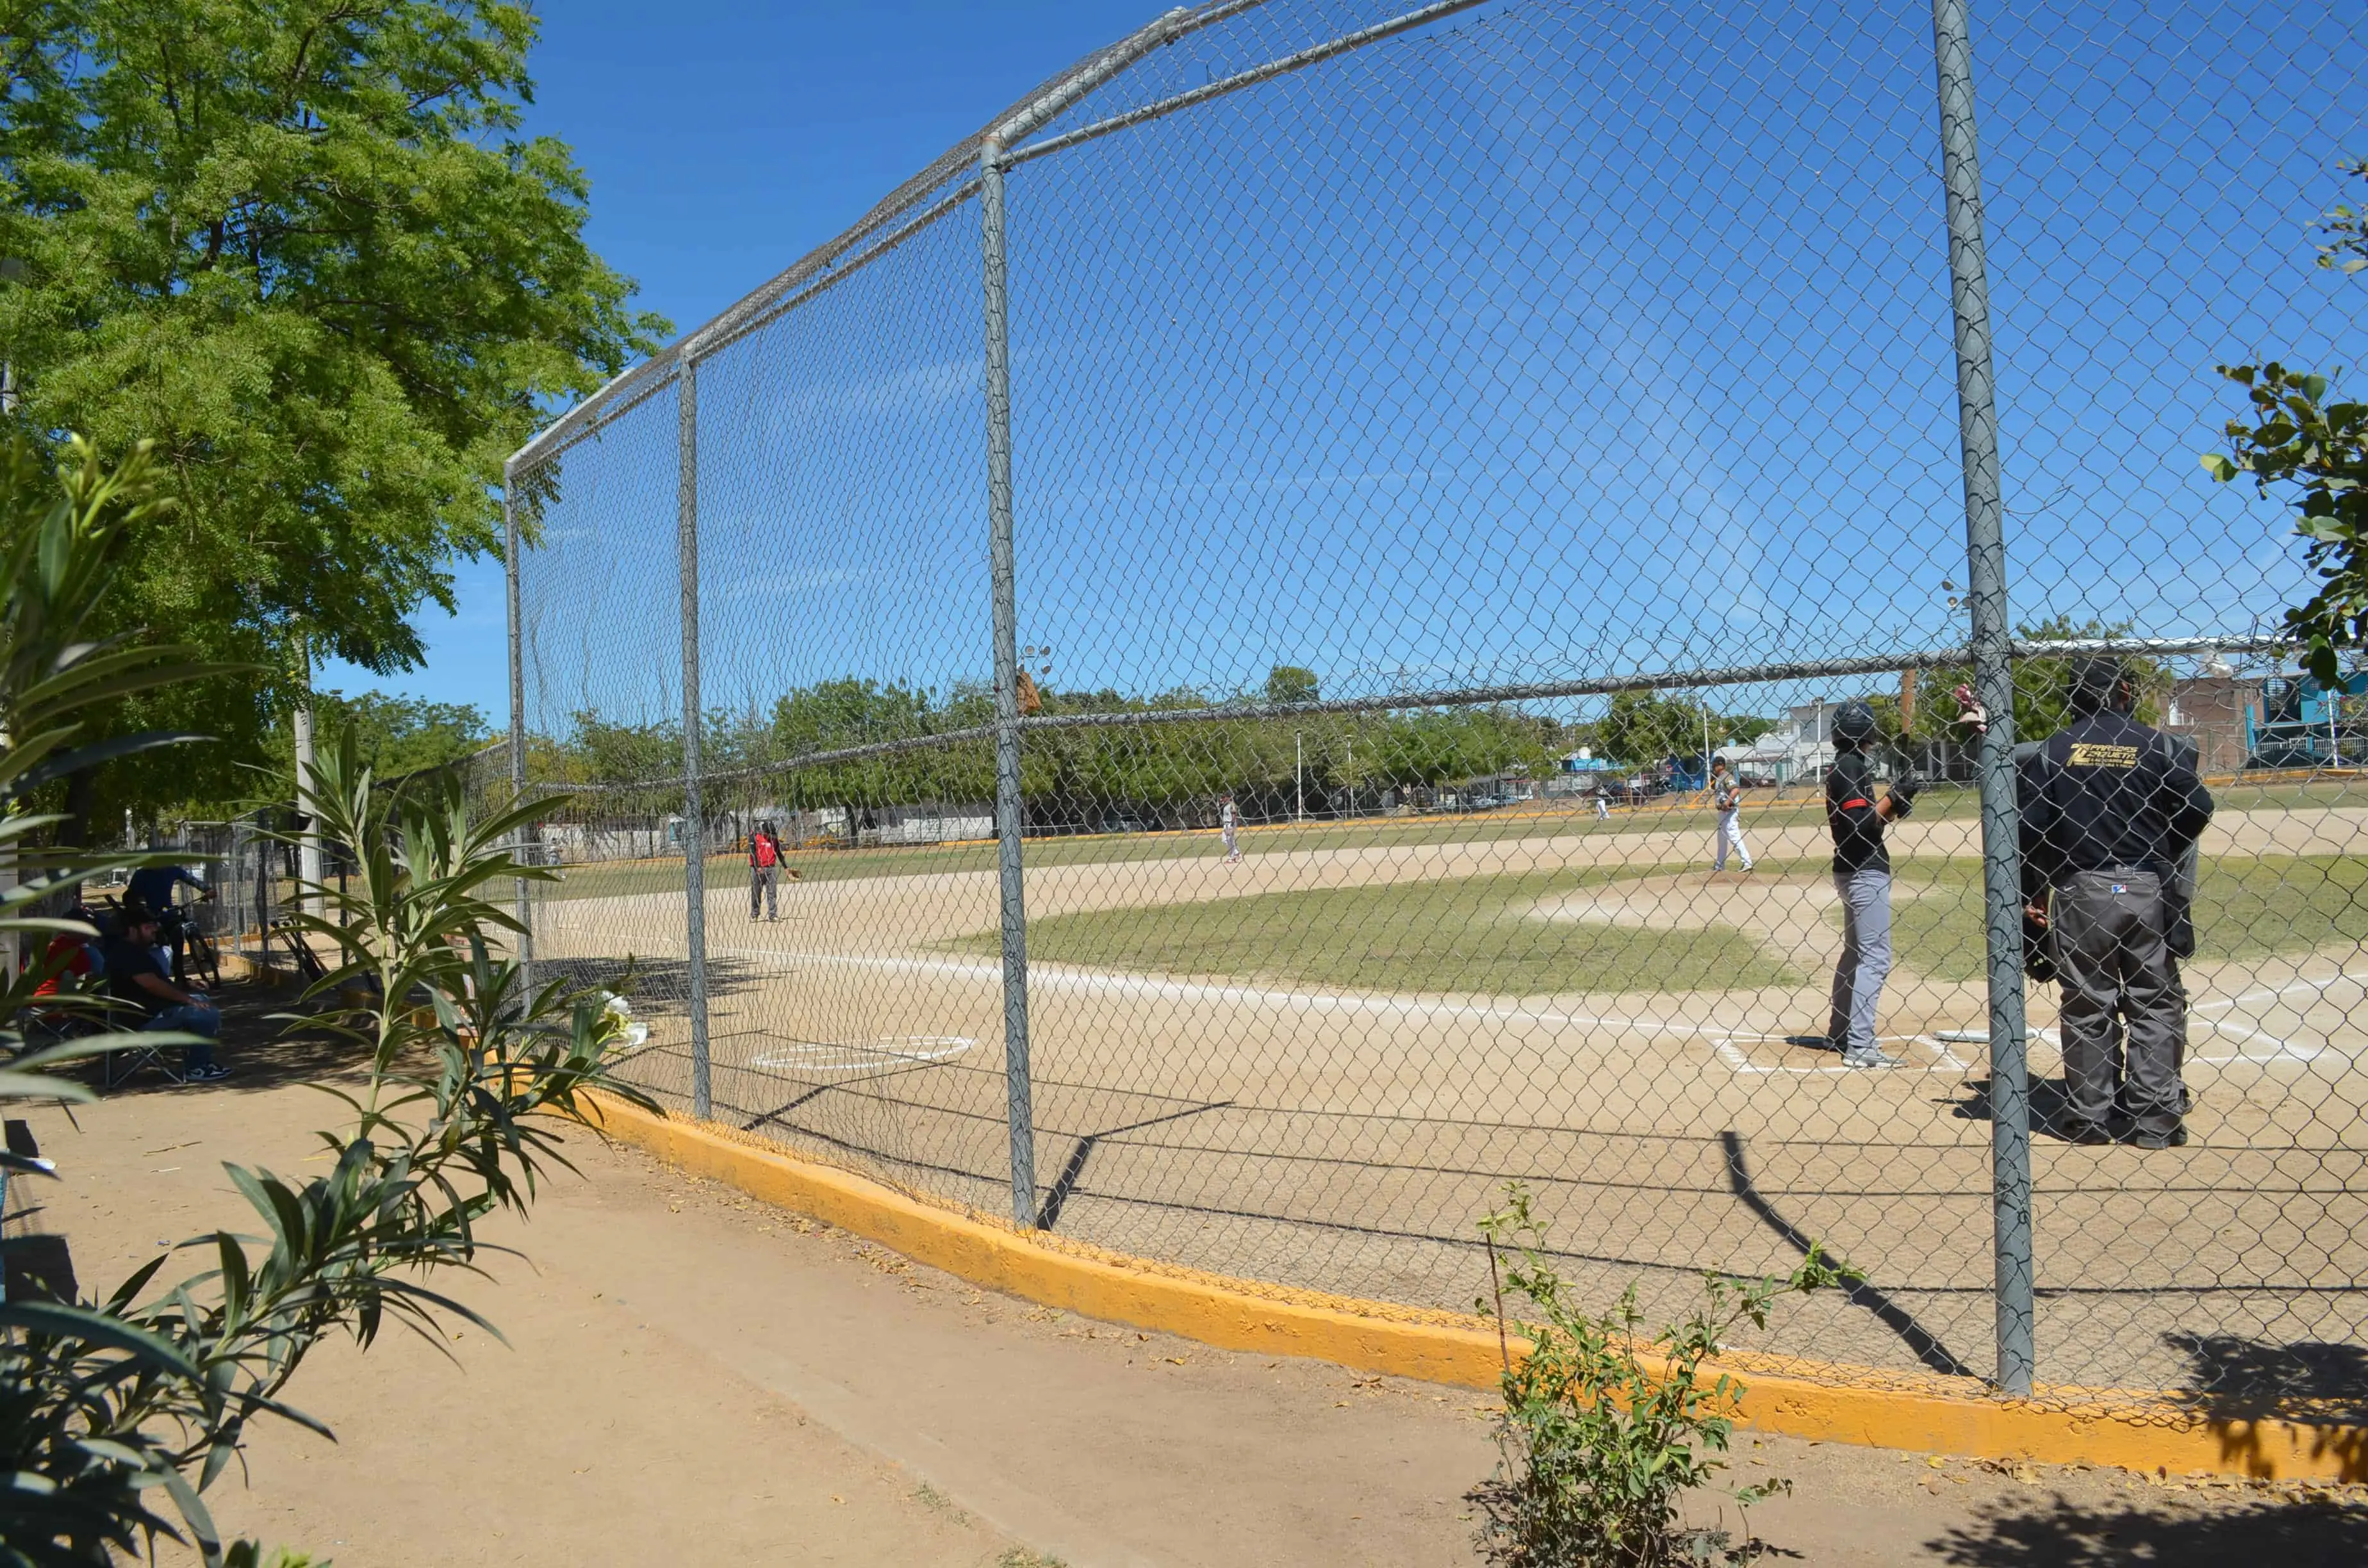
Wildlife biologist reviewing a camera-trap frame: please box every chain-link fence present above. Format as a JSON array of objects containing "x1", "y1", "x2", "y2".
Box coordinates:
[{"x1": 501, "y1": 0, "x2": 2367, "y2": 1407}]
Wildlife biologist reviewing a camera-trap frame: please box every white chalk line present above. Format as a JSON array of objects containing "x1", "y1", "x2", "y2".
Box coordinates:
[
  {"x1": 748, "y1": 1035, "x2": 974, "y2": 1075},
  {"x1": 538, "y1": 913, "x2": 2346, "y2": 1066}
]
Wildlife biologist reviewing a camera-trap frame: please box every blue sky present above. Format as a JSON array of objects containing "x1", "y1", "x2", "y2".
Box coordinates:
[
  {"x1": 336, "y1": 1, "x2": 2366, "y2": 737},
  {"x1": 317, "y1": 0, "x2": 1163, "y2": 719},
  {"x1": 519, "y1": 0, "x2": 2363, "y2": 744}
]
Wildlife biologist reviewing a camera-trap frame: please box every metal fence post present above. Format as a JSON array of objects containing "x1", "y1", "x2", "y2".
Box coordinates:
[
  {"x1": 678, "y1": 359, "x2": 713, "y2": 1121},
  {"x1": 1930, "y1": 0, "x2": 2034, "y2": 1396},
  {"x1": 982, "y1": 136, "x2": 1037, "y2": 1229},
  {"x1": 504, "y1": 473, "x2": 534, "y2": 992}
]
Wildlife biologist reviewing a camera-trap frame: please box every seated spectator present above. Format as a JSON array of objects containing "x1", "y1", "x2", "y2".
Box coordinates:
[
  {"x1": 101, "y1": 901, "x2": 226, "y2": 1081},
  {"x1": 31, "y1": 932, "x2": 99, "y2": 997},
  {"x1": 28, "y1": 897, "x2": 104, "y2": 999}
]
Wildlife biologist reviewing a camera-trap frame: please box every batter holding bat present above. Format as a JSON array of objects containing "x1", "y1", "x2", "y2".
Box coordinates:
[{"x1": 1823, "y1": 699, "x2": 1920, "y2": 1068}]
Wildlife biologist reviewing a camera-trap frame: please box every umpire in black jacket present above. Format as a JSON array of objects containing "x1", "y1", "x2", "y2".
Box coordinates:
[{"x1": 2019, "y1": 657, "x2": 2214, "y2": 1148}]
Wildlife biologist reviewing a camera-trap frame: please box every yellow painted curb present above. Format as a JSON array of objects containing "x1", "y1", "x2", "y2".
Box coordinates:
[{"x1": 582, "y1": 1090, "x2": 2366, "y2": 1483}]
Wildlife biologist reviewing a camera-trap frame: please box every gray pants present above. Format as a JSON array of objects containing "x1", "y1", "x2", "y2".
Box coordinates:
[
  {"x1": 2054, "y1": 869, "x2": 2186, "y2": 1138},
  {"x1": 1828, "y1": 869, "x2": 1893, "y2": 1056},
  {"x1": 750, "y1": 865, "x2": 778, "y2": 920}
]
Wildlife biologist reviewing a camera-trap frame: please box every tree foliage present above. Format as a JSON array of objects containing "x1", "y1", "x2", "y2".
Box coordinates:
[
  {"x1": 530, "y1": 678, "x2": 1578, "y2": 828},
  {"x1": 1875, "y1": 619, "x2": 2163, "y2": 749},
  {"x1": 1595, "y1": 691, "x2": 1775, "y2": 767},
  {"x1": 0, "y1": 0, "x2": 666, "y2": 819},
  {"x1": 0, "y1": 438, "x2": 651, "y2": 1565},
  {"x1": 2203, "y1": 158, "x2": 2367, "y2": 689},
  {"x1": 252, "y1": 689, "x2": 490, "y2": 796}
]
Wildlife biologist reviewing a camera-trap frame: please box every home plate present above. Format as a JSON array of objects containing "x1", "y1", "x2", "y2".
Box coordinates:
[
  {"x1": 1935, "y1": 1027, "x2": 2060, "y2": 1045},
  {"x1": 749, "y1": 1036, "x2": 976, "y2": 1075}
]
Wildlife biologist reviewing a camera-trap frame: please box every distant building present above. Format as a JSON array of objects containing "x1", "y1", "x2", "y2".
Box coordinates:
[
  {"x1": 1723, "y1": 697, "x2": 1862, "y2": 784},
  {"x1": 2246, "y1": 673, "x2": 2364, "y2": 770},
  {"x1": 2164, "y1": 675, "x2": 2264, "y2": 775}
]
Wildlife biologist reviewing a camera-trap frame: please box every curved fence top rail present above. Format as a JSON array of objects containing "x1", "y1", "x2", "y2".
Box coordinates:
[
  {"x1": 504, "y1": 0, "x2": 1250, "y2": 478},
  {"x1": 502, "y1": 0, "x2": 1525, "y2": 478}
]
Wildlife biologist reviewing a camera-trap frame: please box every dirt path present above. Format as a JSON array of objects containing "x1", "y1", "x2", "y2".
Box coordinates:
[{"x1": 11, "y1": 1047, "x2": 2364, "y2": 1565}]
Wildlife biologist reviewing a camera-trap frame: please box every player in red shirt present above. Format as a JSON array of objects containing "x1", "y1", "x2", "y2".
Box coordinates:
[{"x1": 749, "y1": 821, "x2": 785, "y2": 921}]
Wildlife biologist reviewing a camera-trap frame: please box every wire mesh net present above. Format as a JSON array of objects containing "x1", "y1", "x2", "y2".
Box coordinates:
[{"x1": 503, "y1": 0, "x2": 2367, "y2": 1405}]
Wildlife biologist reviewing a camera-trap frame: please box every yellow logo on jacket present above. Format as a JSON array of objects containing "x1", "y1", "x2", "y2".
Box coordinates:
[{"x1": 2067, "y1": 742, "x2": 2139, "y2": 768}]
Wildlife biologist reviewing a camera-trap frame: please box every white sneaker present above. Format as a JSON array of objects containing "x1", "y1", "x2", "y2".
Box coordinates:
[{"x1": 1843, "y1": 1049, "x2": 1903, "y2": 1069}]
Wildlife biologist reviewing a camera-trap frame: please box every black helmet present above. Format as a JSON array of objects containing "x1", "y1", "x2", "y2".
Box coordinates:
[
  {"x1": 2066, "y1": 656, "x2": 2129, "y2": 716},
  {"x1": 1832, "y1": 699, "x2": 1879, "y2": 745}
]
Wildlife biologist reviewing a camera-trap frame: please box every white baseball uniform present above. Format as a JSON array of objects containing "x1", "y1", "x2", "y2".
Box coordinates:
[{"x1": 1711, "y1": 774, "x2": 1752, "y2": 870}]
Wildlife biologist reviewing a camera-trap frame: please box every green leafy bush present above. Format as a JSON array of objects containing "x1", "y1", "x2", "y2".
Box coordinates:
[
  {"x1": 1471, "y1": 1184, "x2": 1846, "y2": 1568},
  {"x1": 0, "y1": 439, "x2": 654, "y2": 1565}
]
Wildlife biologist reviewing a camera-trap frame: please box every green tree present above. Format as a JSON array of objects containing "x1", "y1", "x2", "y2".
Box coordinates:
[
  {"x1": 0, "y1": 0, "x2": 666, "y2": 819},
  {"x1": 1597, "y1": 691, "x2": 1706, "y2": 766},
  {"x1": 260, "y1": 689, "x2": 489, "y2": 790},
  {"x1": 1263, "y1": 664, "x2": 1319, "y2": 705},
  {"x1": 2203, "y1": 158, "x2": 2367, "y2": 689}
]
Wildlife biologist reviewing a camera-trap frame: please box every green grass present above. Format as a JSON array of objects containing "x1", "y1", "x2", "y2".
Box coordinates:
[
  {"x1": 534, "y1": 790, "x2": 1949, "y2": 902},
  {"x1": 951, "y1": 866, "x2": 1804, "y2": 997},
  {"x1": 1891, "y1": 853, "x2": 2368, "y2": 982}
]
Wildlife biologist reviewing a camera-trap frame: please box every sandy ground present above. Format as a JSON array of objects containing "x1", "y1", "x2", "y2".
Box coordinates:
[
  {"x1": 12, "y1": 1026, "x2": 2367, "y2": 1566},
  {"x1": 520, "y1": 806, "x2": 2368, "y2": 1393}
]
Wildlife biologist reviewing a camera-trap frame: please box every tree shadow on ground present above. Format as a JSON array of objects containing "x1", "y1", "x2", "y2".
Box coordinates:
[
  {"x1": 63, "y1": 974, "x2": 366, "y2": 1098},
  {"x1": 1923, "y1": 1491, "x2": 2368, "y2": 1565},
  {"x1": 524, "y1": 954, "x2": 773, "y2": 1017},
  {"x1": 2165, "y1": 1335, "x2": 2368, "y2": 1428}
]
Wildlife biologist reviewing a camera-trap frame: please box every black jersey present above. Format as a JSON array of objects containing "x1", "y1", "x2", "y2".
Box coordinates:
[
  {"x1": 1825, "y1": 748, "x2": 1889, "y2": 875},
  {"x1": 2019, "y1": 710, "x2": 2212, "y2": 888}
]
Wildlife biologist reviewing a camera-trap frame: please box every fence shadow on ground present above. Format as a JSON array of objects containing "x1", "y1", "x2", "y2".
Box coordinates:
[
  {"x1": 1720, "y1": 1129, "x2": 1977, "y2": 1378},
  {"x1": 1920, "y1": 1492, "x2": 2368, "y2": 1565},
  {"x1": 1942, "y1": 1075, "x2": 2085, "y2": 1139}
]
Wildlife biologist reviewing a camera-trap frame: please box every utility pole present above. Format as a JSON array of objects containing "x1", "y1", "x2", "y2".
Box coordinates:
[
  {"x1": 293, "y1": 639, "x2": 324, "y2": 919},
  {"x1": 0, "y1": 257, "x2": 23, "y2": 419},
  {"x1": 1296, "y1": 733, "x2": 1305, "y2": 822}
]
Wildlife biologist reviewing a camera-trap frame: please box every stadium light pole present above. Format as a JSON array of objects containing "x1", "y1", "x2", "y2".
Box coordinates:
[{"x1": 1932, "y1": 0, "x2": 2035, "y2": 1396}]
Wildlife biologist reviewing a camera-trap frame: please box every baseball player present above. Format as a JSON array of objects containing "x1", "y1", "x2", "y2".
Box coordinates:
[
  {"x1": 748, "y1": 820, "x2": 792, "y2": 921},
  {"x1": 1221, "y1": 792, "x2": 1242, "y2": 862},
  {"x1": 1593, "y1": 783, "x2": 1611, "y2": 821},
  {"x1": 1823, "y1": 700, "x2": 1919, "y2": 1068},
  {"x1": 1709, "y1": 758, "x2": 1752, "y2": 871}
]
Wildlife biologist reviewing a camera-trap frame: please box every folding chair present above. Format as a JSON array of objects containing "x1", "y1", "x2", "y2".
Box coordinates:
[{"x1": 101, "y1": 1021, "x2": 186, "y2": 1090}]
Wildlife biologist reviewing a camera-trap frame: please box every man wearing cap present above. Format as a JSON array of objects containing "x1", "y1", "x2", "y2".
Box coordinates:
[
  {"x1": 2019, "y1": 658, "x2": 2214, "y2": 1148},
  {"x1": 101, "y1": 899, "x2": 226, "y2": 1081},
  {"x1": 1825, "y1": 699, "x2": 1918, "y2": 1068}
]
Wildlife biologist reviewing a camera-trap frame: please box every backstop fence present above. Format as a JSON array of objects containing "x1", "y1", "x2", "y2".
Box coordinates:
[{"x1": 501, "y1": 0, "x2": 2366, "y2": 1405}]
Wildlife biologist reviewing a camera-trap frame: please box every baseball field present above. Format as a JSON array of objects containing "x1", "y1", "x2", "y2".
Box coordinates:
[{"x1": 524, "y1": 787, "x2": 2368, "y2": 1395}]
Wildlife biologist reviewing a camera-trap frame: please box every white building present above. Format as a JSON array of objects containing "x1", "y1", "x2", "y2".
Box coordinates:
[{"x1": 1721, "y1": 698, "x2": 1858, "y2": 785}]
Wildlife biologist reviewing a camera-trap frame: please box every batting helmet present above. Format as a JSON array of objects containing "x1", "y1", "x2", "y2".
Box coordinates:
[{"x1": 1831, "y1": 699, "x2": 1879, "y2": 745}]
